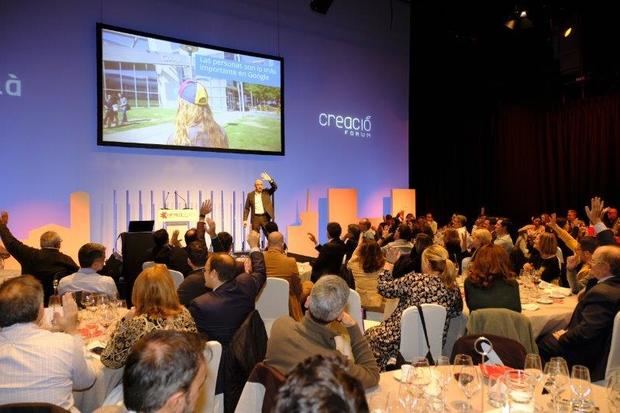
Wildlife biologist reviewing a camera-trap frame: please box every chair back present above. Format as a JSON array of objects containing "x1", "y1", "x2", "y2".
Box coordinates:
[
  {"x1": 400, "y1": 304, "x2": 446, "y2": 362},
  {"x1": 346, "y1": 289, "x2": 364, "y2": 333},
  {"x1": 605, "y1": 311, "x2": 620, "y2": 382},
  {"x1": 256, "y1": 278, "x2": 289, "y2": 336},
  {"x1": 450, "y1": 334, "x2": 527, "y2": 369},
  {"x1": 168, "y1": 269, "x2": 184, "y2": 289},
  {"x1": 142, "y1": 261, "x2": 155, "y2": 270},
  {"x1": 466, "y1": 308, "x2": 538, "y2": 354},
  {"x1": 234, "y1": 362, "x2": 286, "y2": 413},
  {"x1": 195, "y1": 340, "x2": 223, "y2": 413}
]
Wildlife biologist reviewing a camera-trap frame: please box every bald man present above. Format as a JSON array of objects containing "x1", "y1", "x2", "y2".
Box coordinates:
[
  {"x1": 243, "y1": 172, "x2": 278, "y2": 234},
  {"x1": 537, "y1": 245, "x2": 620, "y2": 381},
  {"x1": 264, "y1": 232, "x2": 304, "y2": 320}
]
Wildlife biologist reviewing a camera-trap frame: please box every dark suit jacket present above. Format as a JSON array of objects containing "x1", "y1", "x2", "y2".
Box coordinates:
[
  {"x1": 151, "y1": 244, "x2": 191, "y2": 275},
  {"x1": 310, "y1": 239, "x2": 346, "y2": 283},
  {"x1": 0, "y1": 223, "x2": 79, "y2": 302},
  {"x1": 243, "y1": 180, "x2": 277, "y2": 221},
  {"x1": 189, "y1": 251, "x2": 266, "y2": 345},
  {"x1": 558, "y1": 275, "x2": 620, "y2": 381},
  {"x1": 177, "y1": 269, "x2": 211, "y2": 308}
]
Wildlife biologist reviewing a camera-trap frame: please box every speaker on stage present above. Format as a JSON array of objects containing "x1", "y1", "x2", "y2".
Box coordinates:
[{"x1": 120, "y1": 231, "x2": 155, "y2": 306}]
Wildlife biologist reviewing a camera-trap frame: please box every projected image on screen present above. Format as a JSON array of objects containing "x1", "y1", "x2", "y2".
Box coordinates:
[{"x1": 98, "y1": 25, "x2": 283, "y2": 154}]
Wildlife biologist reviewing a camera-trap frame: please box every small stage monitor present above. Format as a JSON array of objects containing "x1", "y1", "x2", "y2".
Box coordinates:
[{"x1": 127, "y1": 220, "x2": 154, "y2": 233}]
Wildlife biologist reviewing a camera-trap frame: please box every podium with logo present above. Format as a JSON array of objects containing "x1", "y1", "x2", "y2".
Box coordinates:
[{"x1": 156, "y1": 209, "x2": 199, "y2": 246}]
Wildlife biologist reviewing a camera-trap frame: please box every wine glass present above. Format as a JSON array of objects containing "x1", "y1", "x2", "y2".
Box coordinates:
[
  {"x1": 608, "y1": 370, "x2": 620, "y2": 412},
  {"x1": 570, "y1": 365, "x2": 592, "y2": 411},
  {"x1": 452, "y1": 354, "x2": 476, "y2": 411},
  {"x1": 456, "y1": 363, "x2": 481, "y2": 412},
  {"x1": 544, "y1": 358, "x2": 569, "y2": 412},
  {"x1": 410, "y1": 357, "x2": 431, "y2": 410},
  {"x1": 81, "y1": 292, "x2": 95, "y2": 312},
  {"x1": 524, "y1": 354, "x2": 543, "y2": 409}
]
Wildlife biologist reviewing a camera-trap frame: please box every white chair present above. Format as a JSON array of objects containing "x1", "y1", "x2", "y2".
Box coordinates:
[
  {"x1": 346, "y1": 289, "x2": 364, "y2": 333},
  {"x1": 256, "y1": 277, "x2": 289, "y2": 336},
  {"x1": 195, "y1": 340, "x2": 223, "y2": 413},
  {"x1": 599, "y1": 311, "x2": 620, "y2": 385},
  {"x1": 400, "y1": 304, "x2": 447, "y2": 362},
  {"x1": 168, "y1": 269, "x2": 184, "y2": 289},
  {"x1": 142, "y1": 261, "x2": 156, "y2": 270}
]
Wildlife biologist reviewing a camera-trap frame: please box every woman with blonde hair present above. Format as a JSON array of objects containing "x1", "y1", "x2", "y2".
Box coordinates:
[
  {"x1": 365, "y1": 244, "x2": 463, "y2": 370},
  {"x1": 101, "y1": 264, "x2": 197, "y2": 368},
  {"x1": 168, "y1": 80, "x2": 229, "y2": 148}
]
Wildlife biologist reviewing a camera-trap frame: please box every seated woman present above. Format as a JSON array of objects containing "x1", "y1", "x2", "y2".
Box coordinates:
[
  {"x1": 101, "y1": 264, "x2": 197, "y2": 369},
  {"x1": 523, "y1": 232, "x2": 561, "y2": 284},
  {"x1": 464, "y1": 244, "x2": 521, "y2": 313},
  {"x1": 347, "y1": 238, "x2": 385, "y2": 311},
  {"x1": 365, "y1": 245, "x2": 463, "y2": 371}
]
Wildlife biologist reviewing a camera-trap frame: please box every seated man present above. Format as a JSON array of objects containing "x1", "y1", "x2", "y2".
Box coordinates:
[
  {"x1": 58, "y1": 243, "x2": 118, "y2": 297},
  {"x1": 264, "y1": 231, "x2": 306, "y2": 320},
  {"x1": 123, "y1": 330, "x2": 207, "y2": 413},
  {"x1": 0, "y1": 211, "x2": 79, "y2": 302},
  {"x1": 0, "y1": 276, "x2": 95, "y2": 411},
  {"x1": 150, "y1": 229, "x2": 191, "y2": 276},
  {"x1": 274, "y1": 354, "x2": 368, "y2": 413},
  {"x1": 494, "y1": 218, "x2": 514, "y2": 254},
  {"x1": 264, "y1": 275, "x2": 380, "y2": 389},
  {"x1": 177, "y1": 240, "x2": 210, "y2": 308},
  {"x1": 308, "y1": 222, "x2": 346, "y2": 283},
  {"x1": 381, "y1": 224, "x2": 413, "y2": 263},
  {"x1": 537, "y1": 245, "x2": 620, "y2": 381},
  {"x1": 189, "y1": 230, "x2": 265, "y2": 345}
]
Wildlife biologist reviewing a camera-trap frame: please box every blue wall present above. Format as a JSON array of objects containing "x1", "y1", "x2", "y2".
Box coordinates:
[{"x1": 0, "y1": 0, "x2": 410, "y2": 248}]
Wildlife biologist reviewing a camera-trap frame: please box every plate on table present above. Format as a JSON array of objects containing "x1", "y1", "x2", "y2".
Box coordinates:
[
  {"x1": 549, "y1": 291, "x2": 568, "y2": 299},
  {"x1": 393, "y1": 365, "x2": 413, "y2": 382},
  {"x1": 537, "y1": 297, "x2": 553, "y2": 304}
]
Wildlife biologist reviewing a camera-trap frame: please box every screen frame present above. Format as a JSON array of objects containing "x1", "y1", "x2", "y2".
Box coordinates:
[{"x1": 96, "y1": 23, "x2": 285, "y2": 156}]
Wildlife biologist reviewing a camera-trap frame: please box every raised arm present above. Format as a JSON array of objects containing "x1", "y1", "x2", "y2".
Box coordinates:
[
  {"x1": 261, "y1": 172, "x2": 278, "y2": 195},
  {"x1": 0, "y1": 211, "x2": 37, "y2": 263},
  {"x1": 546, "y1": 213, "x2": 579, "y2": 252}
]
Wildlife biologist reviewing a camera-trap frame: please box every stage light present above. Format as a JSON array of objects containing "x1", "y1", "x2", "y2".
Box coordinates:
[
  {"x1": 310, "y1": 0, "x2": 334, "y2": 15},
  {"x1": 564, "y1": 27, "x2": 573, "y2": 37},
  {"x1": 505, "y1": 18, "x2": 517, "y2": 30},
  {"x1": 519, "y1": 10, "x2": 527, "y2": 18}
]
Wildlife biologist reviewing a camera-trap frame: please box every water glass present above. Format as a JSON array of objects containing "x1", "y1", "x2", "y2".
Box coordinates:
[
  {"x1": 570, "y1": 365, "x2": 593, "y2": 412},
  {"x1": 48, "y1": 295, "x2": 62, "y2": 326},
  {"x1": 369, "y1": 392, "x2": 390, "y2": 413},
  {"x1": 504, "y1": 370, "x2": 535, "y2": 412},
  {"x1": 544, "y1": 358, "x2": 570, "y2": 412}
]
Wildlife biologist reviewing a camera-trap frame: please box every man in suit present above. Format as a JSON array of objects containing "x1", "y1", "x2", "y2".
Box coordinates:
[
  {"x1": 0, "y1": 211, "x2": 78, "y2": 302},
  {"x1": 537, "y1": 245, "x2": 620, "y2": 381},
  {"x1": 243, "y1": 172, "x2": 277, "y2": 234},
  {"x1": 308, "y1": 222, "x2": 347, "y2": 283},
  {"x1": 189, "y1": 230, "x2": 266, "y2": 345},
  {"x1": 264, "y1": 231, "x2": 306, "y2": 320}
]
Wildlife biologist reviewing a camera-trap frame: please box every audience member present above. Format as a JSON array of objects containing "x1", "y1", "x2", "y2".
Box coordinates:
[
  {"x1": 177, "y1": 240, "x2": 211, "y2": 308},
  {"x1": 274, "y1": 354, "x2": 369, "y2": 413},
  {"x1": 0, "y1": 276, "x2": 95, "y2": 410},
  {"x1": 464, "y1": 244, "x2": 521, "y2": 313},
  {"x1": 123, "y1": 330, "x2": 207, "y2": 413},
  {"x1": 0, "y1": 211, "x2": 79, "y2": 302},
  {"x1": 365, "y1": 244, "x2": 463, "y2": 370},
  {"x1": 189, "y1": 230, "x2": 265, "y2": 345},
  {"x1": 58, "y1": 243, "x2": 118, "y2": 297},
  {"x1": 381, "y1": 224, "x2": 413, "y2": 263},
  {"x1": 265, "y1": 275, "x2": 380, "y2": 389},
  {"x1": 523, "y1": 232, "x2": 561, "y2": 283},
  {"x1": 264, "y1": 231, "x2": 305, "y2": 320},
  {"x1": 347, "y1": 236, "x2": 385, "y2": 311},
  {"x1": 308, "y1": 222, "x2": 346, "y2": 283},
  {"x1": 150, "y1": 229, "x2": 191, "y2": 276},
  {"x1": 493, "y1": 218, "x2": 514, "y2": 254},
  {"x1": 343, "y1": 224, "x2": 361, "y2": 262},
  {"x1": 101, "y1": 265, "x2": 197, "y2": 369},
  {"x1": 392, "y1": 233, "x2": 434, "y2": 278}
]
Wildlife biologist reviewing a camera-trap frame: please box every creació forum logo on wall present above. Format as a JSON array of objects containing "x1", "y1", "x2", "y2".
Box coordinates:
[
  {"x1": 0, "y1": 73, "x2": 22, "y2": 97},
  {"x1": 318, "y1": 112, "x2": 372, "y2": 138}
]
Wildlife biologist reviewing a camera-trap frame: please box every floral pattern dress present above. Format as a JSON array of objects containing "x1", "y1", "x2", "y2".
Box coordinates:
[
  {"x1": 365, "y1": 270, "x2": 463, "y2": 371},
  {"x1": 101, "y1": 307, "x2": 197, "y2": 369}
]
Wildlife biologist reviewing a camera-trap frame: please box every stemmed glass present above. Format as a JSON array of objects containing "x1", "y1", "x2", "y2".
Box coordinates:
[
  {"x1": 81, "y1": 292, "x2": 95, "y2": 312},
  {"x1": 570, "y1": 365, "x2": 592, "y2": 411},
  {"x1": 543, "y1": 358, "x2": 570, "y2": 412},
  {"x1": 410, "y1": 358, "x2": 431, "y2": 411},
  {"x1": 456, "y1": 363, "x2": 481, "y2": 412},
  {"x1": 432, "y1": 356, "x2": 451, "y2": 410},
  {"x1": 48, "y1": 295, "x2": 62, "y2": 327},
  {"x1": 524, "y1": 354, "x2": 543, "y2": 408}
]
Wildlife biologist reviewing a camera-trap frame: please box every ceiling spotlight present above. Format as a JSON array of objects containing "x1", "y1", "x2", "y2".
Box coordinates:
[
  {"x1": 505, "y1": 19, "x2": 517, "y2": 30},
  {"x1": 519, "y1": 10, "x2": 527, "y2": 18},
  {"x1": 564, "y1": 27, "x2": 573, "y2": 37}
]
